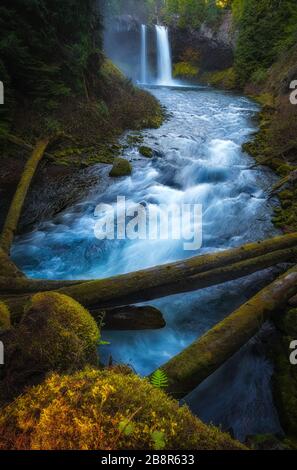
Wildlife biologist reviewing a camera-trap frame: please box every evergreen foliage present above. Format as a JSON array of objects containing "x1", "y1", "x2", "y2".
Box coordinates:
[
  {"x1": 0, "y1": 0, "x2": 103, "y2": 118},
  {"x1": 235, "y1": 0, "x2": 297, "y2": 85}
]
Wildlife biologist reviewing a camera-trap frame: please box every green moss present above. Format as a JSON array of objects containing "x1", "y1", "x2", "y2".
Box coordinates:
[
  {"x1": 270, "y1": 308, "x2": 297, "y2": 443},
  {"x1": 277, "y1": 308, "x2": 297, "y2": 337},
  {"x1": 139, "y1": 146, "x2": 153, "y2": 158},
  {"x1": 202, "y1": 68, "x2": 238, "y2": 90},
  {"x1": 1, "y1": 293, "x2": 100, "y2": 398},
  {"x1": 127, "y1": 134, "x2": 144, "y2": 146},
  {"x1": 279, "y1": 190, "x2": 294, "y2": 201},
  {"x1": 246, "y1": 433, "x2": 284, "y2": 450},
  {"x1": 109, "y1": 157, "x2": 132, "y2": 177},
  {"x1": 243, "y1": 103, "x2": 297, "y2": 232},
  {"x1": 254, "y1": 93, "x2": 275, "y2": 108},
  {"x1": 173, "y1": 62, "x2": 199, "y2": 79},
  {"x1": 0, "y1": 302, "x2": 10, "y2": 332},
  {"x1": 0, "y1": 368, "x2": 245, "y2": 450}
]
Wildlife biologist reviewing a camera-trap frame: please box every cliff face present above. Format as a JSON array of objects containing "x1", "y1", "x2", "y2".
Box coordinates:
[
  {"x1": 171, "y1": 12, "x2": 235, "y2": 73},
  {"x1": 106, "y1": 14, "x2": 141, "y2": 33}
]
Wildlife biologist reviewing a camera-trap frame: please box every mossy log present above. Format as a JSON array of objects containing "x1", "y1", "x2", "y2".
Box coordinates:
[
  {"x1": 1, "y1": 232, "x2": 296, "y2": 298},
  {"x1": 0, "y1": 249, "x2": 24, "y2": 278},
  {"x1": 3, "y1": 235, "x2": 297, "y2": 322},
  {"x1": 158, "y1": 264, "x2": 297, "y2": 399},
  {"x1": 0, "y1": 276, "x2": 83, "y2": 295},
  {"x1": 0, "y1": 138, "x2": 50, "y2": 254},
  {"x1": 54, "y1": 242, "x2": 297, "y2": 309},
  {"x1": 93, "y1": 305, "x2": 166, "y2": 330}
]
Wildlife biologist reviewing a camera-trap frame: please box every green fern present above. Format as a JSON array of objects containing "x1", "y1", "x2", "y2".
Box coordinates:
[{"x1": 150, "y1": 369, "x2": 168, "y2": 389}]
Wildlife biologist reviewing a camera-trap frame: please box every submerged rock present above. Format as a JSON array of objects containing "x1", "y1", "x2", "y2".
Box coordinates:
[
  {"x1": 139, "y1": 146, "x2": 153, "y2": 158},
  {"x1": 101, "y1": 305, "x2": 166, "y2": 330}
]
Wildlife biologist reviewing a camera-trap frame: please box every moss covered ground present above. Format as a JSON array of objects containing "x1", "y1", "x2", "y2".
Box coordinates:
[{"x1": 0, "y1": 367, "x2": 246, "y2": 450}]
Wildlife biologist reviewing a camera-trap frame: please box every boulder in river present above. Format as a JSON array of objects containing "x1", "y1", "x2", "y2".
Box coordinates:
[{"x1": 109, "y1": 157, "x2": 132, "y2": 177}]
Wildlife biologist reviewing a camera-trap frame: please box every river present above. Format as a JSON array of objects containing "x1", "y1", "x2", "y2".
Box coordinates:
[{"x1": 12, "y1": 84, "x2": 283, "y2": 440}]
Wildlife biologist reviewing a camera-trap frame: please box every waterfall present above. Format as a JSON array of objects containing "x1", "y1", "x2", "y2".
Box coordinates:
[
  {"x1": 140, "y1": 24, "x2": 147, "y2": 84},
  {"x1": 155, "y1": 25, "x2": 173, "y2": 86}
]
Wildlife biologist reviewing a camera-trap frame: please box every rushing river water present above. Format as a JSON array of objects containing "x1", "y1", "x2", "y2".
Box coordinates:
[{"x1": 13, "y1": 85, "x2": 283, "y2": 440}]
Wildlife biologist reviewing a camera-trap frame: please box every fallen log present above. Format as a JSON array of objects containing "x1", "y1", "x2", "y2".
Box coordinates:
[
  {"x1": 94, "y1": 305, "x2": 166, "y2": 330},
  {"x1": 0, "y1": 276, "x2": 83, "y2": 294},
  {"x1": 158, "y1": 264, "x2": 297, "y2": 399},
  {"x1": 56, "y1": 244, "x2": 297, "y2": 309},
  {"x1": 0, "y1": 233, "x2": 297, "y2": 296},
  {"x1": 4, "y1": 244, "x2": 297, "y2": 322},
  {"x1": 0, "y1": 242, "x2": 297, "y2": 298},
  {"x1": 0, "y1": 138, "x2": 50, "y2": 254}
]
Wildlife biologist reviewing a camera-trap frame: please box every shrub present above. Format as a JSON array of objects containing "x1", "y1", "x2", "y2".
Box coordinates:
[
  {"x1": 173, "y1": 62, "x2": 199, "y2": 79},
  {"x1": 205, "y1": 68, "x2": 237, "y2": 90},
  {"x1": 0, "y1": 368, "x2": 246, "y2": 450},
  {"x1": 251, "y1": 68, "x2": 268, "y2": 85}
]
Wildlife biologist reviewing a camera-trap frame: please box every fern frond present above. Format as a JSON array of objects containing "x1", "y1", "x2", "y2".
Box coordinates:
[{"x1": 150, "y1": 369, "x2": 169, "y2": 389}]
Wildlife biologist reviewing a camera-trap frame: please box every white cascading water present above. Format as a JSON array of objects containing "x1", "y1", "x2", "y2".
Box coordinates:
[
  {"x1": 140, "y1": 24, "x2": 147, "y2": 84},
  {"x1": 155, "y1": 25, "x2": 173, "y2": 86}
]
